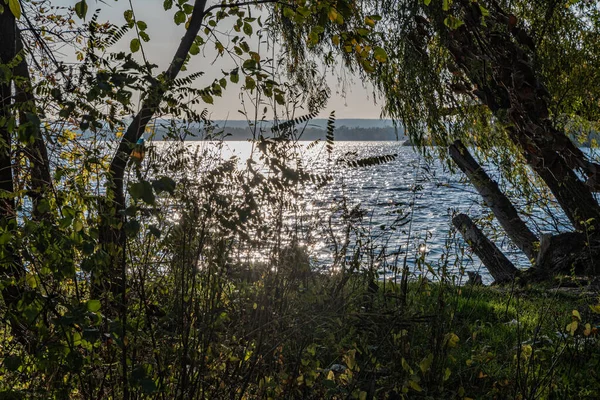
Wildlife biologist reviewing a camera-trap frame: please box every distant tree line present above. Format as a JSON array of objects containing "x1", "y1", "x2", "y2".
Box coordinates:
[{"x1": 155, "y1": 125, "x2": 406, "y2": 141}]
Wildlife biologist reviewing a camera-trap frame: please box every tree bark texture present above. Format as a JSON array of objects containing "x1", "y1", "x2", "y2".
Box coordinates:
[
  {"x1": 525, "y1": 232, "x2": 600, "y2": 281},
  {"x1": 14, "y1": 29, "x2": 52, "y2": 216},
  {"x1": 449, "y1": 140, "x2": 538, "y2": 260},
  {"x1": 453, "y1": 213, "x2": 519, "y2": 283}
]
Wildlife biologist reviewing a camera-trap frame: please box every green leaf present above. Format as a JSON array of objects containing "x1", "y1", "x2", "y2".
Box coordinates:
[
  {"x1": 129, "y1": 181, "x2": 156, "y2": 205},
  {"x1": 130, "y1": 38, "x2": 141, "y2": 53},
  {"x1": 0, "y1": 230, "x2": 12, "y2": 245},
  {"x1": 424, "y1": 0, "x2": 432, "y2": 5},
  {"x1": 73, "y1": 219, "x2": 84, "y2": 232},
  {"x1": 137, "y1": 20, "x2": 148, "y2": 30},
  {"x1": 152, "y1": 176, "x2": 176, "y2": 195},
  {"x1": 4, "y1": 355, "x2": 21, "y2": 372},
  {"x1": 242, "y1": 59, "x2": 257, "y2": 70},
  {"x1": 419, "y1": 353, "x2": 433, "y2": 374},
  {"x1": 174, "y1": 10, "x2": 186, "y2": 25},
  {"x1": 274, "y1": 93, "x2": 285, "y2": 105},
  {"x1": 444, "y1": 367, "x2": 451, "y2": 381},
  {"x1": 444, "y1": 15, "x2": 464, "y2": 30},
  {"x1": 190, "y1": 42, "x2": 200, "y2": 55},
  {"x1": 245, "y1": 75, "x2": 256, "y2": 90},
  {"x1": 141, "y1": 378, "x2": 157, "y2": 394},
  {"x1": 374, "y1": 47, "x2": 388, "y2": 63},
  {"x1": 125, "y1": 219, "x2": 141, "y2": 237},
  {"x1": 409, "y1": 380, "x2": 423, "y2": 392},
  {"x1": 163, "y1": 0, "x2": 173, "y2": 10},
  {"x1": 9, "y1": 0, "x2": 21, "y2": 19},
  {"x1": 124, "y1": 9, "x2": 134, "y2": 23},
  {"x1": 201, "y1": 93, "x2": 214, "y2": 104},
  {"x1": 87, "y1": 299, "x2": 101, "y2": 312}
]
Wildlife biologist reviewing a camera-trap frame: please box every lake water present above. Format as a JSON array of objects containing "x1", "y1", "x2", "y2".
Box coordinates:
[{"x1": 166, "y1": 140, "x2": 559, "y2": 284}]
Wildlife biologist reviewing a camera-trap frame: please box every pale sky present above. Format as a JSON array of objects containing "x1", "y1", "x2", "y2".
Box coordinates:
[{"x1": 49, "y1": 0, "x2": 385, "y2": 120}]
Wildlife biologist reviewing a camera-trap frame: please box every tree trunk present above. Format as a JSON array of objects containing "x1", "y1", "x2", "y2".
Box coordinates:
[
  {"x1": 0, "y1": 8, "x2": 32, "y2": 350},
  {"x1": 453, "y1": 213, "x2": 519, "y2": 283},
  {"x1": 14, "y1": 29, "x2": 53, "y2": 217},
  {"x1": 525, "y1": 233, "x2": 600, "y2": 281},
  {"x1": 428, "y1": 0, "x2": 600, "y2": 232},
  {"x1": 95, "y1": 0, "x2": 209, "y2": 300},
  {"x1": 449, "y1": 140, "x2": 538, "y2": 260}
]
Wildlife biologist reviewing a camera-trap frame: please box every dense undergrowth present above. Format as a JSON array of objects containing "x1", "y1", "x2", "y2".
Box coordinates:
[{"x1": 3, "y1": 265, "x2": 600, "y2": 399}]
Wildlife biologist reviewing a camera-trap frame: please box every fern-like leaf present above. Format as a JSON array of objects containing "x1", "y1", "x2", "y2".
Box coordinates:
[
  {"x1": 326, "y1": 110, "x2": 335, "y2": 156},
  {"x1": 271, "y1": 110, "x2": 318, "y2": 133},
  {"x1": 306, "y1": 139, "x2": 321, "y2": 151},
  {"x1": 106, "y1": 25, "x2": 131, "y2": 47},
  {"x1": 173, "y1": 71, "x2": 205, "y2": 88},
  {"x1": 341, "y1": 154, "x2": 398, "y2": 168}
]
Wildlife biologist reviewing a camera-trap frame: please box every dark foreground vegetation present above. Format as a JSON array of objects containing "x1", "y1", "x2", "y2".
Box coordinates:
[
  {"x1": 2, "y1": 0, "x2": 600, "y2": 398},
  {"x1": 4, "y1": 262, "x2": 600, "y2": 398}
]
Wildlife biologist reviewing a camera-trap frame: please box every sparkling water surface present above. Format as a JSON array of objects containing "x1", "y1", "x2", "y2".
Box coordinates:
[{"x1": 160, "y1": 140, "x2": 557, "y2": 284}]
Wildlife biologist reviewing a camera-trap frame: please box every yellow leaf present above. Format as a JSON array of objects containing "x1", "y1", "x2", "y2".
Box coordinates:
[
  {"x1": 446, "y1": 332, "x2": 460, "y2": 348},
  {"x1": 326, "y1": 370, "x2": 335, "y2": 380},
  {"x1": 332, "y1": 35, "x2": 340, "y2": 46},
  {"x1": 9, "y1": 0, "x2": 21, "y2": 19},
  {"x1": 521, "y1": 344, "x2": 532, "y2": 356},
  {"x1": 328, "y1": 8, "x2": 339, "y2": 22},
  {"x1": 419, "y1": 353, "x2": 433, "y2": 374},
  {"x1": 572, "y1": 309, "x2": 581, "y2": 320},
  {"x1": 584, "y1": 323, "x2": 592, "y2": 337},
  {"x1": 444, "y1": 368, "x2": 451, "y2": 381},
  {"x1": 567, "y1": 321, "x2": 578, "y2": 336},
  {"x1": 359, "y1": 391, "x2": 367, "y2": 400},
  {"x1": 589, "y1": 304, "x2": 600, "y2": 314},
  {"x1": 408, "y1": 380, "x2": 422, "y2": 392}
]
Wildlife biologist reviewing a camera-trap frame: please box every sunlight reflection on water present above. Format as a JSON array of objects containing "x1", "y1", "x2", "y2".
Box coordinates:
[{"x1": 156, "y1": 141, "x2": 563, "y2": 284}]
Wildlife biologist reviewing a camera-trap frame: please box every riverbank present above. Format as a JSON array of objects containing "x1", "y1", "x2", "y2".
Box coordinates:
[{"x1": 270, "y1": 277, "x2": 600, "y2": 399}]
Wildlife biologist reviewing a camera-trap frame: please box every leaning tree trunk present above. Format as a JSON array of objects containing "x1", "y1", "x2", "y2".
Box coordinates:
[
  {"x1": 449, "y1": 140, "x2": 538, "y2": 260},
  {"x1": 450, "y1": 141, "x2": 600, "y2": 281},
  {"x1": 452, "y1": 213, "x2": 519, "y2": 283}
]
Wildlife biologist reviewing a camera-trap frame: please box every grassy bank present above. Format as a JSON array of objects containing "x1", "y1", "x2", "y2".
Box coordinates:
[
  {"x1": 237, "y1": 277, "x2": 600, "y2": 399},
  {"x1": 239, "y1": 276, "x2": 600, "y2": 399}
]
